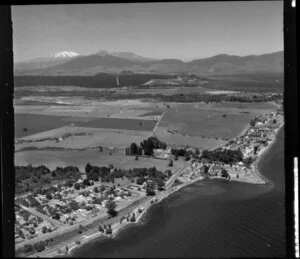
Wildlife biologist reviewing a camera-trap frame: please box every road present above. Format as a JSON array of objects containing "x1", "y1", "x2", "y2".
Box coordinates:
[
  {"x1": 20, "y1": 205, "x2": 63, "y2": 228},
  {"x1": 153, "y1": 112, "x2": 165, "y2": 133}
]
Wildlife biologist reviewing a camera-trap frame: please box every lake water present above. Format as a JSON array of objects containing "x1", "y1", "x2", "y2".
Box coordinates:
[{"x1": 72, "y1": 127, "x2": 285, "y2": 258}]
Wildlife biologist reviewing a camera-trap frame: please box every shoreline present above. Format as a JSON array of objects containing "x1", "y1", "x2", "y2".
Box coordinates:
[
  {"x1": 68, "y1": 174, "x2": 205, "y2": 257},
  {"x1": 26, "y1": 122, "x2": 284, "y2": 258},
  {"x1": 252, "y1": 122, "x2": 284, "y2": 185}
]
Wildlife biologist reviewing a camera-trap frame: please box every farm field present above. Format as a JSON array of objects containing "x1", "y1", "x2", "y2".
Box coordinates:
[
  {"x1": 14, "y1": 100, "x2": 277, "y2": 149},
  {"x1": 154, "y1": 128, "x2": 226, "y2": 149},
  {"x1": 15, "y1": 114, "x2": 76, "y2": 138},
  {"x1": 15, "y1": 113, "x2": 157, "y2": 138},
  {"x1": 116, "y1": 86, "x2": 207, "y2": 96},
  {"x1": 213, "y1": 101, "x2": 277, "y2": 110},
  {"x1": 157, "y1": 106, "x2": 253, "y2": 139},
  {"x1": 15, "y1": 127, "x2": 152, "y2": 151},
  {"x1": 14, "y1": 149, "x2": 185, "y2": 174}
]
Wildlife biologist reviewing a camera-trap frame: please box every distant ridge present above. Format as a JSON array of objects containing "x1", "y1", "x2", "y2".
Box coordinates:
[{"x1": 14, "y1": 50, "x2": 283, "y2": 76}]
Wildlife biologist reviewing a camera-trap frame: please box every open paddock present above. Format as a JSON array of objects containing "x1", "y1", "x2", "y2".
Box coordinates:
[
  {"x1": 154, "y1": 127, "x2": 226, "y2": 149},
  {"x1": 15, "y1": 127, "x2": 152, "y2": 151},
  {"x1": 117, "y1": 86, "x2": 207, "y2": 96},
  {"x1": 15, "y1": 149, "x2": 185, "y2": 174},
  {"x1": 15, "y1": 104, "x2": 123, "y2": 118},
  {"x1": 213, "y1": 101, "x2": 277, "y2": 110},
  {"x1": 15, "y1": 113, "x2": 156, "y2": 138},
  {"x1": 158, "y1": 106, "x2": 252, "y2": 139}
]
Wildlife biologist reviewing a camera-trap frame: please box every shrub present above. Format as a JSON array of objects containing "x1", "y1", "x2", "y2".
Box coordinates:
[
  {"x1": 23, "y1": 244, "x2": 34, "y2": 253},
  {"x1": 34, "y1": 241, "x2": 45, "y2": 252},
  {"x1": 98, "y1": 225, "x2": 104, "y2": 232},
  {"x1": 106, "y1": 227, "x2": 112, "y2": 234}
]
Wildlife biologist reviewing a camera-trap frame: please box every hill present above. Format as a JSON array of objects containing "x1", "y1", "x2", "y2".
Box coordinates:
[{"x1": 14, "y1": 50, "x2": 283, "y2": 76}]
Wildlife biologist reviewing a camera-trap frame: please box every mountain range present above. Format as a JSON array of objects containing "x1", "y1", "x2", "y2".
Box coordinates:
[{"x1": 14, "y1": 50, "x2": 283, "y2": 76}]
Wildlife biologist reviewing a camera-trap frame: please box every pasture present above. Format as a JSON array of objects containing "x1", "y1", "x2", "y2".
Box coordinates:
[
  {"x1": 15, "y1": 113, "x2": 156, "y2": 138},
  {"x1": 15, "y1": 149, "x2": 185, "y2": 174},
  {"x1": 154, "y1": 128, "x2": 226, "y2": 149},
  {"x1": 157, "y1": 106, "x2": 253, "y2": 139},
  {"x1": 15, "y1": 127, "x2": 152, "y2": 151}
]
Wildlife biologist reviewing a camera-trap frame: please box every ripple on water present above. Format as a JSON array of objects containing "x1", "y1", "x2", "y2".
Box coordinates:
[{"x1": 72, "y1": 128, "x2": 285, "y2": 258}]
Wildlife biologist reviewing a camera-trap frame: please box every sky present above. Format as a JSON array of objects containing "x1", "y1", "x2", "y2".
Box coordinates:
[{"x1": 12, "y1": 2, "x2": 283, "y2": 62}]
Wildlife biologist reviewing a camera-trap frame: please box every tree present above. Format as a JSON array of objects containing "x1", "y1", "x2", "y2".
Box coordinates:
[
  {"x1": 156, "y1": 178, "x2": 165, "y2": 191},
  {"x1": 68, "y1": 200, "x2": 80, "y2": 211},
  {"x1": 85, "y1": 163, "x2": 92, "y2": 173},
  {"x1": 105, "y1": 199, "x2": 117, "y2": 217},
  {"x1": 46, "y1": 193, "x2": 52, "y2": 200},
  {"x1": 130, "y1": 143, "x2": 139, "y2": 155},
  {"x1": 221, "y1": 169, "x2": 229, "y2": 178},
  {"x1": 130, "y1": 213, "x2": 136, "y2": 222},
  {"x1": 143, "y1": 141, "x2": 154, "y2": 156},
  {"x1": 106, "y1": 226, "x2": 112, "y2": 234},
  {"x1": 203, "y1": 165, "x2": 210, "y2": 174},
  {"x1": 168, "y1": 159, "x2": 173, "y2": 167},
  {"x1": 185, "y1": 153, "x2": 190, "y2": 161},
  {"x1": 53, "y1": 213, "x2": 60, "y2": 220},
  {"x1": 165, "y1": 169, "x2": 172, "y2": 178},
  {"x1": 136, "y1": 177, "x2": 144, "y2": 185},
  {"x1": 194, "y1": 148, "x2": 200, "y2": 157},
  {"x1": 34, "y1": 241, "x2": 45, "y2": 252},
  {"x1": 23, "y1": 244, "x2": 34, "y2": 253},
  {"x1": 250, "y1": 119, "x2": 256, "y2": 127},
  {"x1": 18, "y1": 229, "x2": 25, "y2": 239},
  {"x1": 74, "y1": 183, "x2": 80, "y2": 190},
  {"x1": 42, "y1": 226, "x2": 47, "y2": 234},
  {"x1": 146, "y1": 180, "x2": 156, "y2": 196},
  {"x1": 83, "y1": 179, "x2": 90, "y2": 186},
  {"x1": 98, "y1": 225, "x2": 104, "y2": 232},
  {"x1": 93, "y1": 187, "x2": 99, "y2": 193}
]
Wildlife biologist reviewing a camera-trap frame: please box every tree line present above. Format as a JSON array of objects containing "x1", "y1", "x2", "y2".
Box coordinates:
[
  {"x1": 15, "y1": 165, "x2": 82, "y2": 195},
  {"x1": 125, "y1": 136, "x2": 167, "y2": 156},
  {"x1": 201, "y1": 148, "x2": 243, "y2": 164}
]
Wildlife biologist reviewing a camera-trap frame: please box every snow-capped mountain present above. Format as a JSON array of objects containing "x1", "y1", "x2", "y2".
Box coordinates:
[
  {"x1": 14, "y1": 51, "x2": 81, "y2": 74},
  {"x1": 14, "y1": 50, "x2": 283, "y2": 76},
  {"x1": 52, "y1": 51, "x2": 80, "y2": 59}
]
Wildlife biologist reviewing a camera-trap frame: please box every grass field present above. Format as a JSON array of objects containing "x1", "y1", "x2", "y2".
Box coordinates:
[
  {"x1": 15, "y1": 127, "x2": 152, "y2": 152},
  {"x1": 213, "y1": 101, "x2": 277, "y2": 110},
  {"x1": 15, "y1": 114, "x2": 74, "y2": 138},
  {"x1": 15, "y1": 149, "x2": 185, "y2": 173},
  {"x1": 154, "y1": 128, "x2": 225, "y2": 149},
  {"x1": 158, "y1": 106, "x2": 252, "y2": 139},
  {"x1": 15, "y1": 114, "x2": 156, "y2": 138}
]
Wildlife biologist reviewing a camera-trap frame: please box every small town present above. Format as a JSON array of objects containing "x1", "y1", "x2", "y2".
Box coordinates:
[{"x1": 14, "y1": 109, "x2": 283, "y2": 256}]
